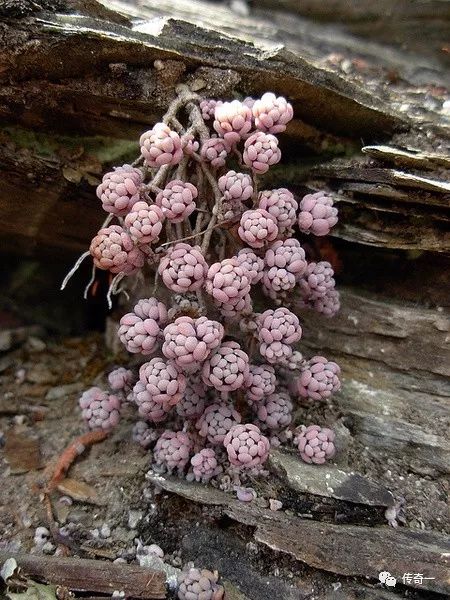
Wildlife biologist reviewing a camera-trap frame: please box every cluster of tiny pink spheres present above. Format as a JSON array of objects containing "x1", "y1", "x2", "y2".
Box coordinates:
[{"x1": 76, "y1": 89, "x2": 341, "y2": 488}]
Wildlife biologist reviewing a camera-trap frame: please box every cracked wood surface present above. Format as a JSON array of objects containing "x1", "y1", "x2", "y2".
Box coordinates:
[{"x1": 146, "y1": 474, "x2": 450, "y2": 595}]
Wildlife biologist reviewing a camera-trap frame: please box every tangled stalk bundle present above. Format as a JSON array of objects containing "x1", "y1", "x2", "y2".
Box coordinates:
[{"x1": 65, "y1": 86, "x2": 342, "y2": 488}]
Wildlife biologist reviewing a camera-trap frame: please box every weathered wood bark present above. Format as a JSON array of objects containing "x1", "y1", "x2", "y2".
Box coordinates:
[
  {"x1": 0, "y1": 554, "x2": 166, "y2": 598},
  {"x1": 147, "y1": 474, "x2": 450, "y2": 596},
  {"x1": 0, "y1": 0, "x2": 448, "y2": 257}
]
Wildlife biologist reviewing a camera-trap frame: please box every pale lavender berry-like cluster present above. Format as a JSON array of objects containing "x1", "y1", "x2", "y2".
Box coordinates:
[{"x1": 72, "y1": 87, "x2": 343, "y2": 478}]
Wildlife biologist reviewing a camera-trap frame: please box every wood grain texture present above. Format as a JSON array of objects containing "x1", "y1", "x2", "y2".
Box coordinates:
[{"x1": 0, "y1": 554, "x2": 166, "y2": 599}]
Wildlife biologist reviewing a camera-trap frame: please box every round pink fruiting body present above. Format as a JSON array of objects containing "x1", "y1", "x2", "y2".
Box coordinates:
[
  {"x1": 190, "y1": 448, "x2": 221, "y2": 483},
  {"x1": 243, "y1": 132, "x2": 281, "y2": 174},
  {"x1": 176, "y1": 379, "x2": 207, "y2": 419},
  {"x1": 124, "y1": 201, "x2": 165, "y2": 244},
  {"x1": 218, "y1": 170, "x2": 253, "y2": 203},
  {"x1": 139, "y1": 357, "x2": 186, "y2": 406},
  {"x1": 79, "y1": 387, "x2": 121, "y2": 431},
  {"x1": 162, "y1": 316, "x2": 224, "y2": 372},
  {"x1": 90, "y1": 225, "x2": 146, "y2": 275},
  {"x1": 223, "y1": 423, "x2": 270, "y2": 468},
  {"x1": 294, "y1": 425, "x2": 336, "y2": 464},
  {"x1": 153, "y1": 430, "x2": 193, "y2": 474},
  {"x1": 130, "y1": 380, "x2": 171, "y2": 422},
  {"x1": 236, "y1": 248, "x2": 264, "y2": 284},
  {"x1": 262, "y1": 267, "x2": 296, "y2": 299},
  {"x1": 312, "y1": 289, "x2": 340, "y2": 317},
  {"x1": 201, "y1": 341, "x2": 249, "y2": 392},
  {"x1": 256, "y1": 307, "x2": 302, "y2": 364},
  {"x1": 205, "y1": 258, "x2": 251, "y2": 311},
  {"x1": 118, "y1": 298, "x2": 167, "y2": 355},
  {"x1": 255, "y1": 391, "x2": 293, "y2": 430},
  {"x1": 96, "y1": 164, "x2": 143, "y2": 216},
  {"x1": 245, "y1": 364, "x2": 277, "y2": 404},
  {"x1": 213, "y1": 100, "x2": 252, "y2": 144},
  {"x1": 252, "y1": 92, "x2": 293, "y2": 134},
  {"x1": 132, "y1": 420, "x2": 158, "y2": 448},
  {"x1": 177, "y1": 567, "x2": 224, "y2": 600},
  {"x1": 292, "y1": 356, "x2": 341, "y2": 402},
  {"x1": 196, "y1": 402, "x2": 242, "y2": 445},
  {"x1": 200, "y1": 98, "x2": 223, "y2": 121},
  {"x1": 238, "y1": 209, "x2": 279, "y2": 249},
  {"x1": 158, "y1": 243, "x2": 208, "y2": 293},
  {"x1": 155, "y1": 180, "x2": 198, "y2": 223},
  {"x1": 264, "y1": 239, "x2": 306, "y2": 277},
  {"x1": 140, "y1": 123, "x2": 183, "y2": 168},
  {"x1": 108, "y1": 367, "x2": 134, "y2": 391},
  {"x1": 298, "y1": 261, "x2": 335, "y2": 302},
  {"x1": 258, "y1": 188, "x2": 298, "y2": 232},
  {"x1": 200, "y1": 137, "x2": 231, "y2": 168},
  {"x1": 298, "y1": 191, "x2": 338, "y2": 236}
]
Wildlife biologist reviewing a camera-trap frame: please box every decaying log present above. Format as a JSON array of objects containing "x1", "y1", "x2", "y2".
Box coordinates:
[
  {"x1": 0, "y1": 0, "x2": 448, "y2": 257},
  {"x1": 147, "y1": 474, "x2": 450, "y2": 595},
  {"x1": 298, "y1": 288, "x2": 450, "y2": 475},
  {"x1": 0, "y1": 554, "x2": 166, "y2": 599}
]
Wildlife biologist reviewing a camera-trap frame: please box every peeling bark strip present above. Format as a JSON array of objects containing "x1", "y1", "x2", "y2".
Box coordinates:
[
  {"x1": 0, "y1": 554, "x2": 166, "y2": 599},
  {"x1": 0, "y1": 0, "x2": 448, "y2": 257},
  {"x1": 146, "y1": 474, "x2": 450, "y2": 595}
]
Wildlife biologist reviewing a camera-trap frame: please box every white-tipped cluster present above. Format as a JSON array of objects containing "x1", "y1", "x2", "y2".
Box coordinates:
[
  {"x1": 243, "y1": 132, "x2": 281, "y2": 174},
  {"x1": 124, "y1": 201, "x2": 165, "y2": 244},
  {"x1": 153, "y1": 430, "x2": 193, "y2": 474},
  {"x1": 139, "y1": 357, "x2": 186, "y2": 407},
  {"x1": 213, "y1": 100, "x2": 252, "y2": 144},
  {"x1": 298, "y1": 191, "x2": 338, "y2": 236},
  {"x1": 132, "y1": 420, "x2": 158, "y2": 448},
  {"x1": 236, "y1": 248, "x2": 264, "y2": 284},
  {"x1": 255, "y1": 391, "x2": 293, "y2": 430},
  {"x1": 130, "y1": 381, "x2": 170, "y2": 422},
  {"x1": 245, "y1": 364, "x2": 276, "y2": 404},
  {"x1": 90, "y1": 225, "x2": 146, "y2": 275},
  {"x1": 298, "y1": 261, "x2": 335, "y2": 301},
  {"x1": 257, "y1": 307, "x2": 302, "y2": 364},
  {"x1": 176, "y1": 379, "x2": 207, "y2": 419},
  {"x1": 205, "y1": 258, "x2": 251, "y2": 316},
  {"x1": 118, "y1": 298, "x2": 167, "y2": 355},
  {"x1": 202, "y1": 341, "x2": 249, "y2": 392},
  {"x1": 140, "y1": 123, "x2": 183, "y2": 168},
  {"x1": 224, "y1": 424, "x2": 270, "y2": 468},
  {"x1": 190, "y1": 448, "x2": 222, "y2": 483},
  {"x1": 200, "y1": 137, "x2": 230, "y2": 168},
  {"x1": 294, "y1": 425, "x2": 336, "y2": 464},
  {"x1": 177, "y1": 567, "x2": 224, "y2": 600},
  {"x1": 108, "y1": 367, "x2": 134, "y2": 391},
  {"x1": 162, "y1": 316, "x2": 224, "y2": 372},
  {"x1": 292, "y1": 356, "x2": 341, "y2": 401},
  {"x1": 155, "y1": 180, "x2": 198, "y2": 223},
  {"x1": 96, "y1": 164, "x2": 143, "y2": 216},
  {"x1": 218, "y1": 170, "x2": 253, "y2": 202},
  {"x1": 252, "y1": 92, "x2": 293, "y2": 134},
  {"x1": 238, "y1": 209, "x2": 279, "y2": 249},
  {"x1": 196, "y1": 402, "x2": 242, "y2": 445},
  {"x1": 159, "y1": 243, "x2": 208, "y2": 293},
  {"x1": 258, "y1": 188, "x2": 298, "y2": 232},
  {"x1": 79, "y1": 387, "x2": 121, "y2": 431}
]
